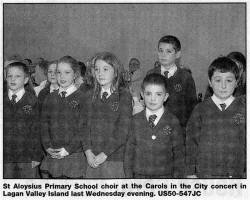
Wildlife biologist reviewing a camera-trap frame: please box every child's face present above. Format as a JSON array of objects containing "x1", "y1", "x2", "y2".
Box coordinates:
[
  {"x1": 6, "y1": 67, "x2": 28, "y2": 93},
  {"x1": 94, "y1": 59, "x2": 115, "y2": 89},
  {"x1": 142, "y1": 84, "x2": 168, "y2": 112},
  {"x1": 209, "y1": 70, "x2": 237, "y2": 100},
  {"x1": 47, "y1": 64, "x2": 57, "y2": 84},
  {"x1": 56, "y1": 62, "x2": 75, "y2": 89},
  {"x1": 158, "y1": 43, "x2": 180, "y2": 67},
  {"x1": 34, "y1": 64, "x2": 46, "y2": 85},
  {"x1": 129, "y1": 59, "x2": 140, "y2": 73}
]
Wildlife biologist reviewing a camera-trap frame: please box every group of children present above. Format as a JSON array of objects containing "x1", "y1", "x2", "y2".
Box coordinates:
[{"x1": 4, "y1": 35, "x2": 246, "y2": 179}]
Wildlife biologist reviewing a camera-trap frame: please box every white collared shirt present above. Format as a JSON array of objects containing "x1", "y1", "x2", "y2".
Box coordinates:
[
  {"x1": 8, "y1": 88, "x2": 25, "y2": 103},
  {"x1": 161, "y1": 64, "x2": 177, "y2": 78},
  {"x1": 100, "y1": 87, "x2": 112, "y2": 99},
  {"x1": 58, "y1": 84, "x2": 77, "y2": 97},
  {"x1": 146, "y1": 106, "x2": 165, "y2": 126},
  {"x1": 50, "y1": 85, "x2": 59, "y2": 93},
  {"x1": 211, "y1": 94, "x2": 235, "y2": 111}
]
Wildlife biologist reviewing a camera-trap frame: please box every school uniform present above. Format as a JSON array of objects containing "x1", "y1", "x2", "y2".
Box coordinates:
[
  {"x1": 86, "y1": 87, "x2": 132, "y2": 178},
  {"x1": 124, "y1": 107, "x2": 185, "y2": 178},
  {"x1": 40, "y1": 85, "x2": 88, "y2": 178},
  {"x1": 38, "y1": 84, "x2": 59, "y2": 113},
  {"x1": 186, "y1": 95, "x2": 246, "y2": 178},
  {"x1": 4, "y1": 89, "x2": 43, "y2": 178},
  {"x1": 147, "y1": 65, "x2": 197, "y2": 127}
]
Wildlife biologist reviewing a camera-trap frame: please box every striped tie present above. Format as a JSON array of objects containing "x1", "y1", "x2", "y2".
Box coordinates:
[
  {"x1": 220, "y1": 103, "x2": 226, "y2": 111},
  {"x1": 148, "y1": 114, "x2": 157, "y2": 128}
]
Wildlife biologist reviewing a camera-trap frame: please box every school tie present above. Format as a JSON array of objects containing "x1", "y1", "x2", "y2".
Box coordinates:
[
  {"x1": 11, "y1": 94, "x2": 17, "y2": 104},
  {"x1": 164, "y1": 71, "x2": 169, "y2": 79},
  {"x1": 61, "y1": 91, "x2": 67, "y2": 98},
  {"x1": 220, "y1": 103, "x2": 226, "y2": 111},
  {"x1": 102, "y1": 92, "x2": 108, "y2": 102},
  {"x1": 148, "y1": 114, "x2": 157, "y2": 128}
]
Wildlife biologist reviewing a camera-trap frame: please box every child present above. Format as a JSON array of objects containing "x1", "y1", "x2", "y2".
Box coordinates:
[
  {"x1": 85, "y1": 52, "x2": 132, "y2": 178},
  {"x1": 204, "y1": 51, "x2": 246, "y2": 99},
  {"x1": 38, "y1": 60, "x2": 59, "y2": 112},
  {"x1": 186, "y1": 57, "x2": 246, "y2": 178},
  {"x1": 40, "y1": 56, "x2": 88, "y2": 178},
  {"x1": 4, "y1": 62, "x2": 42, "y2": 178},
  {"x1": 33, "y1": 59, "x2": 49, "y2": 96},
  {"x1": 147, "y1": 35, "x2": 197, "y2": 128},
  {"x1": 124, "y1": 73, "x2": 185, "y2": 178}
]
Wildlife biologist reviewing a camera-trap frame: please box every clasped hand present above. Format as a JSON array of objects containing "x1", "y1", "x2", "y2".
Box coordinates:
[
  {"x1": 85, "y1": 150, "x2": 107, "y2": 168},
  {"x1": 46, "y1": 147, "x2": 69, "y2": 159}
]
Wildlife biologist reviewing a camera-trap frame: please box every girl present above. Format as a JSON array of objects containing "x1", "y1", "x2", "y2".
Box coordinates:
[
  {"x1": 85, "y1": 52, "x2": 132, "y2": 178},
  {"x1": 40, "y1": 56, "x2": 88, "y2": 178},
  {"x1": 38, "y1": 60, "x2": 59, "y2": 112}
]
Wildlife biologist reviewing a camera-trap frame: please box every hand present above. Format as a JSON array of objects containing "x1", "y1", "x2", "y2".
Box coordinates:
[
  {"x1": 95, "y1": 152, "x2": 107, "y2": 165},
  {"x1": 31, "y1": 161, "x2": 40, "y2": 168},
  {"x1": 186, "y1": 175, "x2": 198, "y2": 178},
  {"x1": 51, "y1": 148, "x2": 69, "y2": 159},
  {"x1": 46, "y1": 148, "x2": 59, "y2": 156},
  {"x1": 85, "y1": 149, "x2": 98, "y2": 168}
]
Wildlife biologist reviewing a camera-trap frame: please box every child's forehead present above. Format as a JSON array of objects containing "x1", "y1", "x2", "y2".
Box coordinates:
[
  {"x1": 144, "y1": 83, "x2": 166, "y2": 91},
  {"x1": 7, "y1": 66, "x2": 25, "y2": 74},
  {"x1": 212, "y1": 70, "x2": 236, "y2": 78},
  {"x1": 158, "y1": 42, "x2": 175, "y2": 50},
  {"x1": 57, "y1": 62, "x2": 72, "y2": 70},
  {"x1": 95, "y1": 59, "x2": 112, "y2": 67},
  {"x1": 48, "y1": 63, "x2": 57, "y2": 71}
]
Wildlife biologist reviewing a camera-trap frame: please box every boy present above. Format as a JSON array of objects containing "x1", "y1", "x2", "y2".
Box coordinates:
[
  {"x1": 186, "y1": 57, "x2": 246, "y2": 178},
  {"x1": 4, "y1": 62, "x2": 42, "y2": 178},
  {"x1": 147, "y1": 35, "x2": 197, "y2": 128},
  {"x1": 124, "y1": 73, "x2": 185, "y2": 178}
]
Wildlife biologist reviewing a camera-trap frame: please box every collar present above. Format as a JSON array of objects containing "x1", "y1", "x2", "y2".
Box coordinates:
[
  {"x1": 100, "y1": 87, "x2": 112, "y2": 98},
  {"x1": 146, "y1": 106, "x2": 165, "y2": 126},
  {"x1": 58, "y1": 84, "x2": 77, "y2": 97},
  {"x1": 161, "y1": 64, "x2": 177, "y2": 78},
  {"x1": 211, "y1": 94, "x2": 235, "y2": 111},
  {"x1": 8, "y1": 88, "x2": 25, "y2": 103},
  {"x1": 50, "y1": 84, "x2": 59, "y2": 93}
]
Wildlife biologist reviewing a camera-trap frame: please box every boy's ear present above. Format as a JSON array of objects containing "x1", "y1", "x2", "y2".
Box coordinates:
[
  {"x1": 208, "y1": 79, "x2": 212, "y2": 87},
  {"x1": 164, "y1": 93, "x2": 169, "y2": 102},
  {"x1": 74, "y1": 71, "x2": 80, "y2": 80},
  {"x1": 24, "y1": 77, "x2": 29, "y2": 85},
  {"x1": 176, "y1": 50, "x2": 181, "y2": 59},
  {"x1": 140, "y1": 91, "x2": 144, "y2": 100}
]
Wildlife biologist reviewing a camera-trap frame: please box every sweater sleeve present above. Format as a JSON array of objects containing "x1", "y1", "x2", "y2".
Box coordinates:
[
  {"x1": 64, "y1": 94, "x2": 90, "y2": 154},
  {"x1": 103, "y1": 90, "x2": 133, "y2": 157},
  {"x1": 124, "y1": 120, "x2": 136, "y2": 178},
  {"x1": 30, "y1": 100, "x2": 44, "y2": 162},
  {"x1": 40, "y1": 96, "x2": 52, "y2": 151},
  {"x1": 171, "y1": 118, "x2": 185, "y2": 178},
  {"x1": 185, "y1": 105, "x2": 201, "y2": 176}
]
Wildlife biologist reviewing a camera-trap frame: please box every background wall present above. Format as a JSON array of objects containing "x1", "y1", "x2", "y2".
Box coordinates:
[{"x1": 4, "y1": 3, "x2": 246, "y2": 95}]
